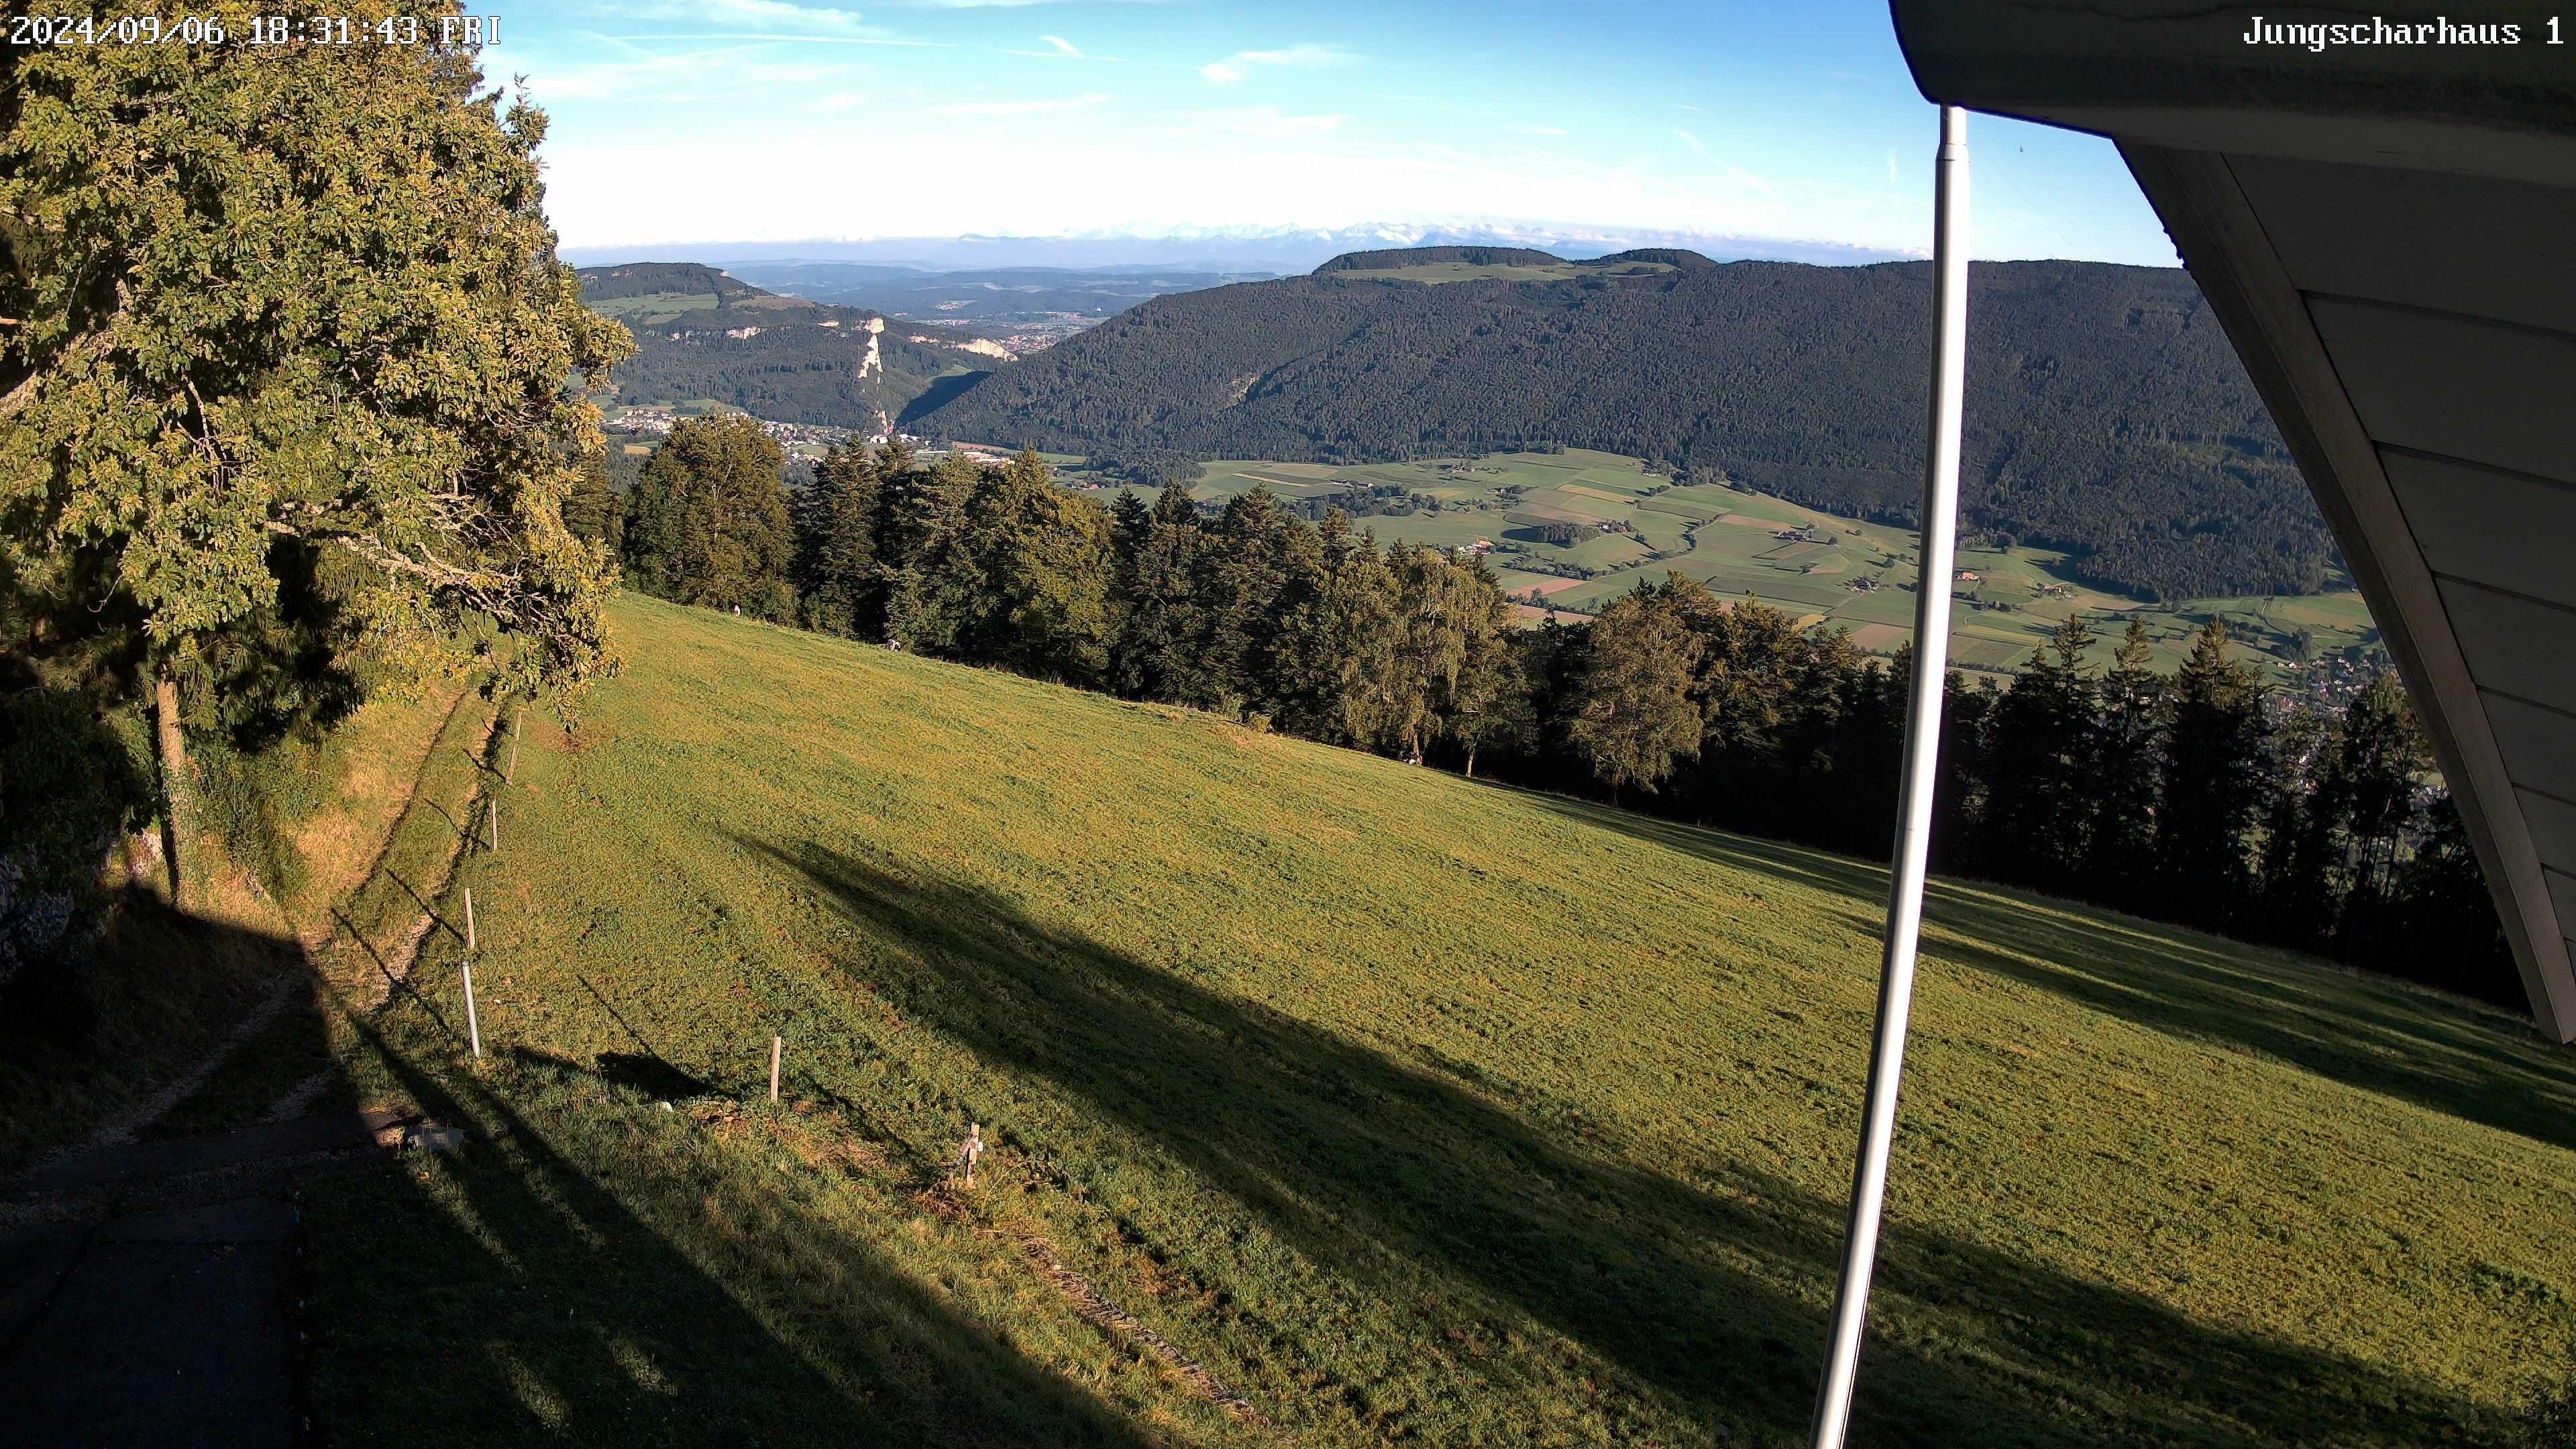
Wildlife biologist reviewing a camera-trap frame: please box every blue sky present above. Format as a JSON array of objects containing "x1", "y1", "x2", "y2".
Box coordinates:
[{"x1": 482, "y1": 0, "x2": 2178, "y2": 266}]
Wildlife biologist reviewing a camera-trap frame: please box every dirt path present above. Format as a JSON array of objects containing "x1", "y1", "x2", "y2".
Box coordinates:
[{"x1": 1, "y1": 694, "x2": 500, "y2": 1448}]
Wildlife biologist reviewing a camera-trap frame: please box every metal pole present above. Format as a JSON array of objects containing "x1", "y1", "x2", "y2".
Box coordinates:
[
  {"x1": 1807, "y1": 102, "x2": 1970, "y2": 1449},
  {"x1": 462, "y1": 956, "x2": 483, "y2": 1059}
]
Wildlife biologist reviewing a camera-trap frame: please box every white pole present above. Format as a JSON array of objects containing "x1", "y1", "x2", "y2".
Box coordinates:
[
  {"x1": 1807, "y1": 103, "x2": 1970, "y2": 1449},
  {"x1": 461, "y1": 956, "x2": 483, "y2": 1059}
]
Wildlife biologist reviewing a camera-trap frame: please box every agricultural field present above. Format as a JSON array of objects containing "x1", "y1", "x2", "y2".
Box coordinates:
[
  {"x1": 584, "y1": 290, "x2": 723, "y2": 324},
  {"x1": 257, "y1": 596, "x2": 2569, "y2": 1444},
  {"x1": 1098, "y1": 449, "x2": 2381, "y2": 685}
]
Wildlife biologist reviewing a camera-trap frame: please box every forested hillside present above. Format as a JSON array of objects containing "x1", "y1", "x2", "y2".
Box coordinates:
[
  {"x1": 578, "y1": 260, "x2": 765, "y2": 304},
  {"x1": 578, "y1": 264, "x2": 991, "y2": 431},
  {"x1": 914, "y1": 254, "x2": 2328, "y2": 601}
]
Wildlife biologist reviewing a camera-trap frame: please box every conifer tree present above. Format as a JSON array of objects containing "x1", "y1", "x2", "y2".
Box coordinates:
[
  {"x1": 1193, "y1": 485, "x2": 1295, "y2": 714},
  {"x1": 564, "y1": 458, "x2": 623, "y2": 549},
  {"x1": 953, "y1": 450, "x2": 1113, "y2": 684},
  {"x1": 2256, "y1": 701, "x2": 2340, "y2": 947},
  {"x1": 1106, "y1": 481, "x2": 1206, "y2": 703},
  {"x1": 792, "y1": 442, "x2": 881, "y2": 638},
  {"x1": 1297, "y1": 512, "x2": 1398, "y2": 746},
  {"x1": 2085, "y1": 618, "x2": 2165, "y2": 903},
  {"x1": 2386, "y1": 792, "x2": 2512, "y2": 987},
  {"x1": 1986, "y1": 615, "x2": 2098, "y2": 892},
  {"x1": 2328, "y1": 671, "x2": 2430, "y2": 949},
  {"x1": 883, "y1": 451, "x2": 984, "y2": 653},
  {"x1": 2155, "y1": 618, "x2": 2269, "y2": 928}
]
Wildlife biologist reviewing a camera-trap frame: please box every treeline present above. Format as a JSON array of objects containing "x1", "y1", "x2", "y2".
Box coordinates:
[
  {"x1": 912, "y1": 258, "x2": 2333, "y2": 602},
  {"x1": 1499, "y1": 582, "x2": 2510, "y2": 1004},
  {"x1": 586, "y1": 417, "x2": 2514, "y2": 1008}
]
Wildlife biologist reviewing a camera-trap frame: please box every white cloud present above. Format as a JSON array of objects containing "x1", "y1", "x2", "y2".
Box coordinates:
[
  {"x1": 521, "y1": 44, "x2": 858, "y2": 103},
  {"x1": 620, "y1": 0, "x2": 883, "y2": 34},
  {"x1": 543, "y1": 131, "x2": 1916, "y2": 256},
  {"x1": 1199, "y1": 42, "x2": 1350, "y2": 85},
  {"x1": 1040, "y1": 34, "x2": 1079, "y2": 56},
  {"x1": 1673, "y1": 102, "x2": 1703, "y2": 113},
  {"x1": 1172, "y1": 106, "x2": 1348, "y2": 138},
  {"x1": 932, "y1": 91, "x2": 1110, "y2": 115}
]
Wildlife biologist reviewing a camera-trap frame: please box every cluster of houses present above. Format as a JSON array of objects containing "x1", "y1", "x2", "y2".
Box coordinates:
[{"x1": 606, "y1": 407, "x2": 865, "y2": 453}]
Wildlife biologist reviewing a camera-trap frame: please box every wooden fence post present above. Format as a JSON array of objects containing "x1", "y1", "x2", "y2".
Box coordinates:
[{"x1": 769, "y1": 1035, "x2": 782, "y2": 1104}]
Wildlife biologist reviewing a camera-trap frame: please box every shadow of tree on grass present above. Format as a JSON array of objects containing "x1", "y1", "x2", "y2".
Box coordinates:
[
  {"x1": 302, "y1": 991, "x2": 1169, "y2": 1448},
  {"x1": 750, "y1": 834, "x2": 2504, "y2": 1447},
  {"x1": 1534, "y1": 796, "x2": 2576, "y2": 1157}
]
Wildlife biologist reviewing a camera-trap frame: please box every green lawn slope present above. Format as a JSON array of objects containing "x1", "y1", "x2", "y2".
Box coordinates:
[{"x1": 306, "y1": 594, "x2": 2576, "y2": 1446}]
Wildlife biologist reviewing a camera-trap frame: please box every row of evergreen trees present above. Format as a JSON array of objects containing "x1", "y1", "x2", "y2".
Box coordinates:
[
  {"x1": 580, "y1": 417, "x2": 2514, "y2": 1007},
  {"x1": 1504, "y1": 580, "x2": 2507, "y2": 998}
]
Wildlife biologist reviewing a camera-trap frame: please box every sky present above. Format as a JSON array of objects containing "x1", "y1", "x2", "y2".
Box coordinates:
[{"x1": 478, "y1": 0, "x2": 2180, "y2": 266}]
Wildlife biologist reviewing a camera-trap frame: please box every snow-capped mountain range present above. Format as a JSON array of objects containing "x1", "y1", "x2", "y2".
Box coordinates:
[{"x1": 561, "y1": 221, "x2": 1921, "y2": 274}]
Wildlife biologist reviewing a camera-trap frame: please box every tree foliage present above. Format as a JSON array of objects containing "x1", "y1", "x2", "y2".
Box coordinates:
[
  {"x1": 1, "y1": 5, "x2": 633, "y2": 712},
  {"x1": 621, "y1": 415, "x2": 794, "y2": 619}
]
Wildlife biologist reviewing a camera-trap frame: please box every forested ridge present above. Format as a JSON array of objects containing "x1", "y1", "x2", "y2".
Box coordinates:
[
  {"x1": 579, "y1": 260, "x2": 764, "y2": 303},
  {"x1": 914, "y1": 254, "x2": 2331, "y2": 602},
  {"x1": 574, "y1": 418, "x2": 2510, "y2": 1009},
  {"x1": 578, "y1": 265, "x2": 985, "y2": 428}
]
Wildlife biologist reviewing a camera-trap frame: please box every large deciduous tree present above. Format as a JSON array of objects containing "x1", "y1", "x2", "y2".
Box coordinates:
[
  {"x1": 621, "y1": 415, "x2": 793, "y2": 619},
  {"x1": 1570, "y1": 578, "x2": 1703, "y2": 800},
  {"x1": 1, "y1": 5, "x2": 632, "y2": 898}
]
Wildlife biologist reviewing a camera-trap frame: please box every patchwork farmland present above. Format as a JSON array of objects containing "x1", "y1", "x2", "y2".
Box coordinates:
[{"x1": 1080, "y1": 447, "x2": 2380, "y2": 686}]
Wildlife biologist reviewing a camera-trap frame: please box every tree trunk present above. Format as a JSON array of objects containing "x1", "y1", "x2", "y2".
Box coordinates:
[
  {"x1": 1464, "y1": 743, "x2": 1478, "y2": 780},
  {"x1": 154, "y1": 668, "x2": 191, "y2": 908}
]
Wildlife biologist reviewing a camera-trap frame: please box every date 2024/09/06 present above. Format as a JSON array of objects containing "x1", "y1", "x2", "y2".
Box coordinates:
[{"x1": 8, "y1": 13, "x2": 500, "y2": 48}]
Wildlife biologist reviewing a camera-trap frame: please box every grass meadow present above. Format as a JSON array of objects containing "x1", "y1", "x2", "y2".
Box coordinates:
[{"x1": 288, "y1": 595, "x2": 2573, "y2": 1446}]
